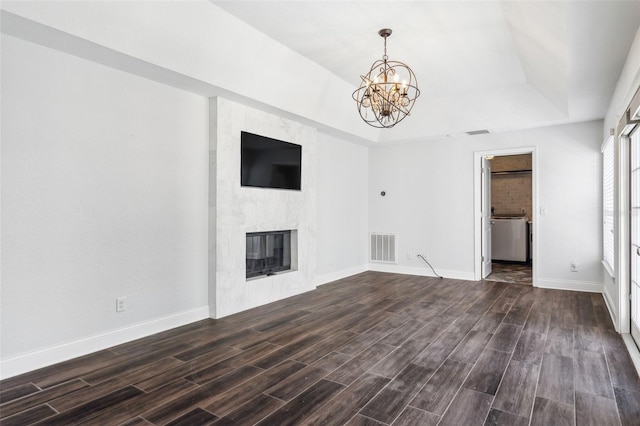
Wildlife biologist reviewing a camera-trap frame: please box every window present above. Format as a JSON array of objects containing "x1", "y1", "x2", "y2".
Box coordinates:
[{"x1": 602, "y1": 135, "x2": 614, "y2": 275}]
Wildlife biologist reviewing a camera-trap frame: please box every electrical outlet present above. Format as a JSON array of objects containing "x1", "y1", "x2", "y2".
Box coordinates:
[
  {"x1": 407, "y1": 251, "x2": 412, "y2": 260},
  {"x1": 116, "y1": 296, "x2": 127, "y2": 312},
  {"x1": 570, "y1": 261, "x2": 578, "y2": 272}
]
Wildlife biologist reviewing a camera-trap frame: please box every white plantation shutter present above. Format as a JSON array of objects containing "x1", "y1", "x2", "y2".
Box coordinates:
[{"x1": 602, "y1": 135, "x2": 615, "y2": 273}]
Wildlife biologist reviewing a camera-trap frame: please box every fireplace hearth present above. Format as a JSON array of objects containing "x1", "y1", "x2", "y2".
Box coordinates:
[{"x1": 246, "y1": 230, "x2": 292, "y2": 278}]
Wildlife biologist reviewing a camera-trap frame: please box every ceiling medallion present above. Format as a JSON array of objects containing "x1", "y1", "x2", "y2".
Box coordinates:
[{"x1": 352, "y1": 29, "x2": 420, "y2": 128}]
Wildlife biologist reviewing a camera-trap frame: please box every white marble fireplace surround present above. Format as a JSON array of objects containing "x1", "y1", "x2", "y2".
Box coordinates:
[{"x1": 209, "y1": 97, "x2": 317, "y2": 318}]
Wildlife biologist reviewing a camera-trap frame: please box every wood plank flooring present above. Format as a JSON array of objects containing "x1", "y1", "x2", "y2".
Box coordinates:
[{"x1": 1, "y1": 271, "x2": 640, "y2": 425}]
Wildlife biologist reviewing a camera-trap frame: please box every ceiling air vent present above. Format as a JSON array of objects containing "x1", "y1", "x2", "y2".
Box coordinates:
[
  {"x1": 370, "y1": 233, "x2": 397, "y2": 263},
  {"x1": 466, "y1": 129, "x2": 490, "y2": 136}
]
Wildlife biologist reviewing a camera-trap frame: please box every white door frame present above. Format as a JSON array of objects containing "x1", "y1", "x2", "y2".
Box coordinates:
[
  {"x1": 473, "y1": 147, "x2": 538, "y2": 284},
  {"x1": 616, "y1": 125, "x2": 632, "y2": 333},
  {"x1": 630, "y1": 129, "x2": 640, "y2": 346},
  {"x1": 481, "y1": 157, "x2": 492, "y2": 278}
]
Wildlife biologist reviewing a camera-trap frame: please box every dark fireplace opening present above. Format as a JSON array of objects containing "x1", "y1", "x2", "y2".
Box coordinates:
[{"x1": 246, "y1": 230, "x2": 291, "y2": 278}]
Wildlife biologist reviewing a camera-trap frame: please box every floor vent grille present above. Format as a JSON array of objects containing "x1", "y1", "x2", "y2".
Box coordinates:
[{"x1": 370, "y1": 233, "x2": 397, "y2": 263}]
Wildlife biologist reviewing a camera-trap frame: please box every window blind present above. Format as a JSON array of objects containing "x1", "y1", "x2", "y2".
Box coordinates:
[{"x1": 602, "y1": 135, "x2": 615, "y2": 273}]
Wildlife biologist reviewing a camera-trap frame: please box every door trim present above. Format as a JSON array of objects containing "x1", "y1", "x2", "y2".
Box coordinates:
[
  {"x1": 481, "y1": 157, "x2": 492, "y2": 278},
  {"x1": 615, "y1": 114, "x2": 634, "y2": 333},
  {"x1": 473, "y1": 147, "x2": 537, "y2": 284},
  {"x1": 627, "y1": 125, "x2": 640, "y2": 347}
]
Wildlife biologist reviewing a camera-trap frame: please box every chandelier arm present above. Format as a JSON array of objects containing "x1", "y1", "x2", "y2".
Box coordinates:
[{"x1": 372, "y1": 85, "x2": 418, "y2": 116}]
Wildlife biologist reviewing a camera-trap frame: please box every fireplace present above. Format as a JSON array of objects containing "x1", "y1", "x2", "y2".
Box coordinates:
[{"x1": 246, "y1": 230, "x2": 292, "y2": 278}]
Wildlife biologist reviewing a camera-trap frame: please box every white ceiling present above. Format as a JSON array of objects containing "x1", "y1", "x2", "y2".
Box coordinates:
[{"x1": 213, "y1": 0, "x2": 640, "y2": 143}]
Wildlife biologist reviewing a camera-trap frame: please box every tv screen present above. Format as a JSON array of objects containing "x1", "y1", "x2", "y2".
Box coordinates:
[{"x1": 241, "y1": 131, "x2": 302, "y2": 190}]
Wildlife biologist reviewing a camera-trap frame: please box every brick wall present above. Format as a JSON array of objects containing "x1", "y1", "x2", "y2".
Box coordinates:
[{"x1": 490, "y1": 154, "x2": 532, "y2": 218}]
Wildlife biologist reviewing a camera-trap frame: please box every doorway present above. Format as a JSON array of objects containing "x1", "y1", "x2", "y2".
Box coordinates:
[
  {"x1": 474, "y1": 148, "x2": 536, "y2": 285},
  {"x1": 486, "y1": 154, "x2": 533, "y2": 285}
]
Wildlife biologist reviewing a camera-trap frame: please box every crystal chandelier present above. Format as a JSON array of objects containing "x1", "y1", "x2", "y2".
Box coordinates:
[{"x1": 352, "y1": 29, "x2": 420, "y2": 128}]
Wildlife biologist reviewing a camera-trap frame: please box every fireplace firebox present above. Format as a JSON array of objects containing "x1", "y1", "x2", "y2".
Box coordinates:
[{"x1": 246, "y1": 230, "x2": 291, "y2": 278}]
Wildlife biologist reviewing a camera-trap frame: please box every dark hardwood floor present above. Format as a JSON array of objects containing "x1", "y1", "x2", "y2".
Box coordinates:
[{"x1": 1, "y1": 271, "x2": 640, "y2": 425}]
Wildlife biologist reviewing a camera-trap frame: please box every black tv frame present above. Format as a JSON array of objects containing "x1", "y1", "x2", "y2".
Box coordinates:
[{"x1": 240, "y1": 131, "x2": 302, "y2": 191}]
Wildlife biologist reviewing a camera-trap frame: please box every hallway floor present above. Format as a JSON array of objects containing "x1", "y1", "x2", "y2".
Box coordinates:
[{"x1": 487, "y1": 261, "x2": 533, "y2": 286}]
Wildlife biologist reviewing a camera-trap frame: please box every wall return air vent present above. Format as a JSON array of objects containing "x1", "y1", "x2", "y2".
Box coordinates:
[
  {"x1": 466, "y1": 129, "x2": 490, "y2": 136},
  {"x1": 370, "y1": 233, "x2": 397, "y2": 263}
]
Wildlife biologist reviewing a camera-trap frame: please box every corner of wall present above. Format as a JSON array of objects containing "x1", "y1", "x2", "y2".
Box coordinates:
[{"x1": 315, "y1": 265, "x2": 369, "y2": 287}]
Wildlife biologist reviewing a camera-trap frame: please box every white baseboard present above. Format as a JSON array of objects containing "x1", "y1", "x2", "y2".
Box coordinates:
[
  {"x1": 368, "y1": 263, "x2": 476, "y2": 281},
  {"x1": 602, "y1": 286, "x2": 619, "y2": 332},
  {"x1": 315, "y1": 265, "x2": 368, "y2": 286},
  {"x1": 0, "y1": 306, "x2": 209, "y2": 380},
  {"x1": 536, "y1": 278, "x2": 603, "y2": 293}
]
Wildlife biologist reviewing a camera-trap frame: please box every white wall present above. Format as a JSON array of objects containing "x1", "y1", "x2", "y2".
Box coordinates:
[
  {"x1": 369, "y1": 121, "x2": 603, "y2": 291},
  {"x1": 369, "y1": 136, "x2": 477, "y2": 280},
  {"x1": 1, "y1": 35, "x2": 209, "y2": 378},
  {"x1": 0, "y1": 1, "x2": 379, "y2": 143},
  {"x1": 605, "y1": 26, "x2": 640, "y2": 137},
  {"x1": 315, "y1": 134, "x2": 369, "y2": 284},
  {"x1": 211, "y1": 98, "x2": 317, "y2": 318},
  {"x1": 603, "y1": 26, "x2": 640, "y2": 331},
  {"x1": 0, "y1": 0, "x2": 621, "y2": 379}
]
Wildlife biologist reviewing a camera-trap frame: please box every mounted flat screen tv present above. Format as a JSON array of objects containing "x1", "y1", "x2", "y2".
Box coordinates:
[{"x1": 241, "y1": 131, "x2": 302, "y2": 190}]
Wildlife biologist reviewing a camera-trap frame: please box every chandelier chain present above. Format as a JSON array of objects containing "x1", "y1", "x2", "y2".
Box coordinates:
[{"x1": 383, "y1": 34, "x2": 388, "y2": 61}]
